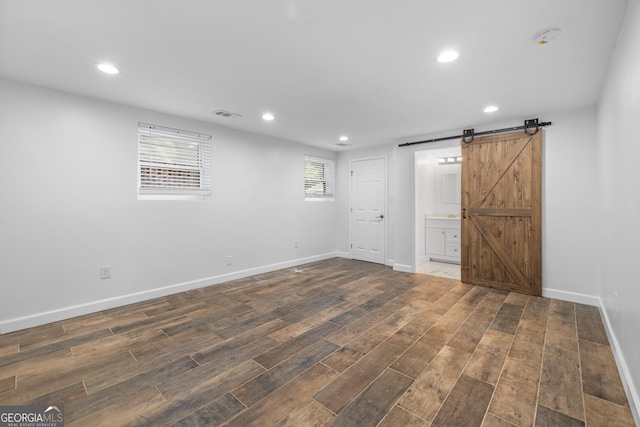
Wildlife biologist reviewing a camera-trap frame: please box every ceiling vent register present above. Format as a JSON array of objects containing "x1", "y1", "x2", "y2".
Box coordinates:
[{"x1": 213, "y1": 109, "x2": 242, "y2": 119}]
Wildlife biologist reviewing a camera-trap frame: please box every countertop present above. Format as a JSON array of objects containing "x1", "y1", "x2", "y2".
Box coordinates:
[{"x1": 425, "y1": 214, "x2": 461, "y2": 220}]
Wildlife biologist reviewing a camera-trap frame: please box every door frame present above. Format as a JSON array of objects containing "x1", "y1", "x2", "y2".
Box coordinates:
[
  {"x1": 412, "y1": 140, "x2": 460, "y2": 273},
  {"x1": 349, "y1": 156, "x2": 388, "y2": 265}
]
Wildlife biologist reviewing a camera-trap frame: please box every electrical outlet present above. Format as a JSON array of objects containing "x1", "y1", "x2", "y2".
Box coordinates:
[
  {"x1": 226, "y1": 256, "x2": 232, "y2": 266},
  {"x1": 100, "y1": 265, "x2": 111, "y2": 279},
  {"x1": 294, "y1": 240, "x2": 298, "y2": 248}
]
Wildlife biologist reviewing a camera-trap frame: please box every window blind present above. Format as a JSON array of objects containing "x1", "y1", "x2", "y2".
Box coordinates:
[
  {"x1": 138, "y1": 122, "x2": 212, "y2": 197},
  {"x1": 304, "y1": 155, "x2": 335, "y2": 198}
]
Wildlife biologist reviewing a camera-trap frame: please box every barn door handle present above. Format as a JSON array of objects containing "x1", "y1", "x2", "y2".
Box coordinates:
[{"x1": 462, "y1": 208, "x2": 467, "y2": 219}]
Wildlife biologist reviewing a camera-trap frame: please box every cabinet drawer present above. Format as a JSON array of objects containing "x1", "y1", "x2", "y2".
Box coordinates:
[
  {"x1": 446, "y1": 229, "x2": 461, "y2": 243},
  {"x1": 446, "y1": 242, "x2": 460, "y2": 257}
]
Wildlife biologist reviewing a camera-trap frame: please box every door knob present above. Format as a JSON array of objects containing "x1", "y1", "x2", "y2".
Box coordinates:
[{"x1": 376, "y1": 214, "x2": 385, "y2": 220}]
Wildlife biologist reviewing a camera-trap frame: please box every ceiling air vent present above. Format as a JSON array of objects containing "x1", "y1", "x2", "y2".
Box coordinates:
[{"x1": 213, "y1": 109, "x2": 242, "y2": 119}]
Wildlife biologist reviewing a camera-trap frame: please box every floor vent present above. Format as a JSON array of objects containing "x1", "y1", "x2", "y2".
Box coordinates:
[{"x1": 213, "y1": 109, "x2": 242, "y2": 119}]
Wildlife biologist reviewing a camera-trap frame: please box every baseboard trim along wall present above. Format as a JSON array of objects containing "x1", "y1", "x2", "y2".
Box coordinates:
[
  {"x1": 598, "y1": 299, "x2": 640, "y2": 426},
  {"x1": 0, "y1": 252, "x2": 339, "y2": 335},
  {"x1": 392, "y1": 263, "x2": 412, "y2": 273},
  {"x1": 542, "y1": 288, "x2": 601, "y2": 307}
]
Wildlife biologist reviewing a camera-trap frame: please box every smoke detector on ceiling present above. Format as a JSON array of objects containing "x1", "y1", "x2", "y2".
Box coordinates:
[{"x1": 535, "y1": 28, "x2": 562, "y2": 45}]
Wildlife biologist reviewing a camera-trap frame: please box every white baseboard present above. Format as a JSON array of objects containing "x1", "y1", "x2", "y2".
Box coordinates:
[
  {"x1": 597, "y1": 299, "x2": 640, "y2": 426},
  {"x1": 0, "y1": 252, "x2": 338, "y2": 335},
  {"x1": 542, "y1": 288, "x2": 601, "y2": 306},
  {"x1": 393, "y1": 263, "x2": 413, "y2": 273}
]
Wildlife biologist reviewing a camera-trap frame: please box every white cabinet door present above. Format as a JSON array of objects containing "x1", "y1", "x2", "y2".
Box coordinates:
[{"x1": 425, "y1": 227, "x2": 446, "y2": 256}]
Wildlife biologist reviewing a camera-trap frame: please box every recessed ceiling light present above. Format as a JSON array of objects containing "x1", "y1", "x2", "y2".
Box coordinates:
[
  {"x1": 339, "y1": 136, "x2": 349, "y2": 142},
  {"x1": 97, "y1": 63, "x2": 120, "y2": 74},
  {"x1": 437, "y1": 50, "x2": 459, "y2": 63},
  {"x1": 262, "y1": 113, "x2": 275, "y2": 121},
  {"x1": 483, "y1": 105, "x2": 499, "y2": 113}
]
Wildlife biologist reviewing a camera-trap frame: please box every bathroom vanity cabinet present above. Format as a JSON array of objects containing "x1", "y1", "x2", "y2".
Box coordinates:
[{"x1": 425, "y1": 217, "x2": 461, "y2": 264}]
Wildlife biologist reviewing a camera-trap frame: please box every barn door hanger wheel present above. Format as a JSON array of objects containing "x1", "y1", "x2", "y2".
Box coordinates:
[{"x1": 524, "y1": 119, "x2": 539, "y2": 136}]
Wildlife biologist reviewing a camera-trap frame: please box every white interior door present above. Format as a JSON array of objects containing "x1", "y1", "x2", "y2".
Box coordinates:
[{"x1": 350, "y1": 158, "x2": 386, "y2": 264}]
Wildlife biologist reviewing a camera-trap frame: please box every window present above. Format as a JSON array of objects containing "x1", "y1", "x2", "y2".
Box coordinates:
[
  {"x1": 138, "y1": 122, "x2": 211, "y2": 199},
  {"x1": 304, "y1": 155, "x2": 335, "y2": 200}
]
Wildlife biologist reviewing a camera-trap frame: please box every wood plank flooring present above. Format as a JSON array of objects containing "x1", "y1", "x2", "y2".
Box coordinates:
[{"x1": 0, "y1": 258, "x2": 635, "y2": 426}]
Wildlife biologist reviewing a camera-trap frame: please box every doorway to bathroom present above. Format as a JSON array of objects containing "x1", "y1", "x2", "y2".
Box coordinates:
[{"x1": 415, "y1": 145, "x2": 461, "y2": 280}]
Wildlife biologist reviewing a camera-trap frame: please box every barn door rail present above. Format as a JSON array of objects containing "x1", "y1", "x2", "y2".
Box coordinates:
[{"x1": 398, "y1": 118, "x2": 552, "y2": 147}]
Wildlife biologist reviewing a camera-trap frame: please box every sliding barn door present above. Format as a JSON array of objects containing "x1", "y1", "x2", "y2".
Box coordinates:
[{"x1": 461, "y1": 131, "x2": 542, "y2": 296}]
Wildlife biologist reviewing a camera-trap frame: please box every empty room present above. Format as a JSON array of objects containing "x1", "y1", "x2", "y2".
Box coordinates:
[{"x1": 0, "y1": 1, "x2": 639, "y2": 426}]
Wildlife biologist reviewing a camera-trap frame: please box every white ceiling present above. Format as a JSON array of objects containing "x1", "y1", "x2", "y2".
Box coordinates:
[{"x1": 0, "y1": 0, "x2": 629, "y2": 151}]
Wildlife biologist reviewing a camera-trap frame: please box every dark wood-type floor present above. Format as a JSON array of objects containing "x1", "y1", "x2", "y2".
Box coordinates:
[{"x1": 0, "y1": 259, "x2": 635, "y2": 426}]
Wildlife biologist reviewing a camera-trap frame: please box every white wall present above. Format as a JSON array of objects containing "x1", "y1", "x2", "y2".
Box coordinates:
[
  {"x1": 597, "y1": 0, "x2": 640, "y2": 419},
  {"x1": 415, "y1": 151, "x2": 431, "y2": 259},
  {"x1": 0, "y1": 78, "x2": 337, "y2": 333},
  {"x1": 543, "y1": 106, "x2": 600, "y2": 301}
]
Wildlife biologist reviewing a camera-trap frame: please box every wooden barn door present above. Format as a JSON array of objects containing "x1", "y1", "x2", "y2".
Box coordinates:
[{"x1": 461, "y1": 131, "x2": 542, "y2": 296}]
